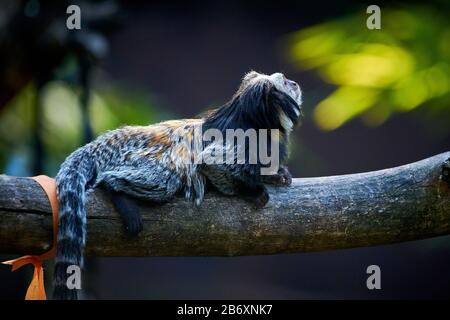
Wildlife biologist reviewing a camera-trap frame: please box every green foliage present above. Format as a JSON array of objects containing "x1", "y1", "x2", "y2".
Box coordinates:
[{"x1": 289, "y1": 5, "x2": 450, "y2": 130}]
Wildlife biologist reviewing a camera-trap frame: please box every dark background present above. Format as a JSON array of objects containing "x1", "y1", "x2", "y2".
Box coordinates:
[{"x1": 1, "y1": 0, "x2": 449, "y2": 299}]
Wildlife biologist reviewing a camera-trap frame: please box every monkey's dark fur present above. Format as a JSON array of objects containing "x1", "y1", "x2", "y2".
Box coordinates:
[{"x1": 53, "y1": 71, "x2": 303, "y2": 299}]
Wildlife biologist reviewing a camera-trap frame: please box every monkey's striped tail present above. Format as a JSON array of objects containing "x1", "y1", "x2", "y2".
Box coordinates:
[{"x1": 53, "y1": 147, "x2": 96, "y2": 300}]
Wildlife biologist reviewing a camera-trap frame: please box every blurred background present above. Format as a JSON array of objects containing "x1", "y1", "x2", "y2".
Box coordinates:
[{"x1": 0, "y1": 0, "x2": 449, "y2": 299}]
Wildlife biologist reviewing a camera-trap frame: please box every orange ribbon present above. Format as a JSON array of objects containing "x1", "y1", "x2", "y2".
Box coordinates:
[{"x1": 2, "y1": 175, "x2": 58, "y2": 300}]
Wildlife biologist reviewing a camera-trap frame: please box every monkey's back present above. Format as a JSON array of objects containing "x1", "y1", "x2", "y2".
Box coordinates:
[{"x1": 83, "y1": 118, "x2": 205, "y2": 202}]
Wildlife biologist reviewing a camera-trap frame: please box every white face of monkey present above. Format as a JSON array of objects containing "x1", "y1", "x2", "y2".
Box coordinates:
[
  {"x1": 242, "y1": 71, "x2": 303, "y2": 107},
  {"x1": 240, "y1": 71, "x2": 303, "y2": 132}
]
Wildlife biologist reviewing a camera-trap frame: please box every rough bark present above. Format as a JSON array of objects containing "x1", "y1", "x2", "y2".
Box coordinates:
[{"x1": 0, "y1": 152, "x2": 449, "y2": 256}]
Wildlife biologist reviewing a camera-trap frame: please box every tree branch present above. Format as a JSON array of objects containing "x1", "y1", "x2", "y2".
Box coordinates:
[{"x1": 1, "y1": 152, "x2": 449, "y2": 256}]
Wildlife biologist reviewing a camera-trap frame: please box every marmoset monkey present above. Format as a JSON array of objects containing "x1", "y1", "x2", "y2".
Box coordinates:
[{"x1": 54, "y1": 71, "x2": 303, "y2": 299}]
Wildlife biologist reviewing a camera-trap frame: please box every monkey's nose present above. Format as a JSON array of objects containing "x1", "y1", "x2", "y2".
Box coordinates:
[
  {"x1": 288, "y1": 80, "x2": 298, "y2": 87},
  {"x1": 287, "y1": 80, "x2": 299, "y2": 90}
]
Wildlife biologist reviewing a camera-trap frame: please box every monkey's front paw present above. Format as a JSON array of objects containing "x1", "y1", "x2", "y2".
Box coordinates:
[
  {"x1": 263, "y1": 167, "x2": 292, "y2": 186},
  {"x1": 253, "y1": 189, "x2": 269, "y2": 209},
  {"x1": 277, "y1": 167, "x2": 292, "y2": 186}
]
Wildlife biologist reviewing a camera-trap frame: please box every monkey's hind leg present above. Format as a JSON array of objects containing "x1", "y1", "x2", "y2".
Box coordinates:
[
  {"x1": 109, "y1": 191, "x2": 143, "y2": 238},
  {"x1": 97, "y1": 166, "x2": 182, "y2": 237}
]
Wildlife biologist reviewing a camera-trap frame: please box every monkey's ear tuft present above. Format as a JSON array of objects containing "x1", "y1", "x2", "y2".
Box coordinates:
[
  {"x1": 243, "y1": 70, "x2": 260, "y2": 81},
  {"x1": 268, "y1": 89, "x2": 303, "y2": 130},
  {"x1": 239, "y1": 71, "x2": 262, "y2": 92}
]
